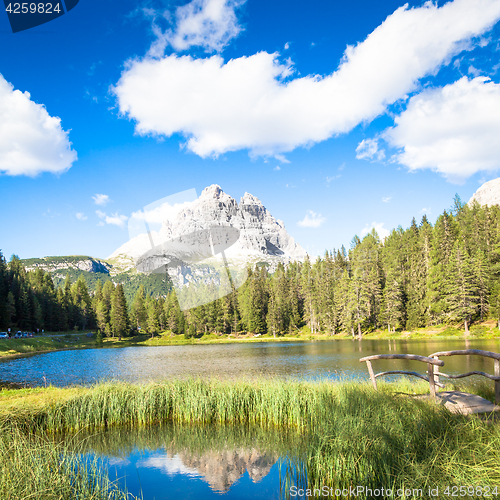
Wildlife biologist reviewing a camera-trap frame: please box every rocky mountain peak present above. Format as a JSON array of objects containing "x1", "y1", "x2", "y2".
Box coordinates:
[
  {"x1": 469, "y1": 177, "x2": 500, "y2": 207},
  {"x1": 200, "y1": 184, "x2": 225, "y2": 200},
  {"x1": 109, "y1": 185, "x2": 307, "y2": 266},
  {"x1": 240, "y1": 192, "x2": 263, "y2": 206}
]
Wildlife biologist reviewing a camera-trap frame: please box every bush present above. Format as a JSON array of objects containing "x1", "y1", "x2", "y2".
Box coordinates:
[
  {"x1": 436, "y1": 326, "x2": 462, "y2": 337},
  {"x1": 469, "y1": 325, "x2": 490, "y2": 337}
]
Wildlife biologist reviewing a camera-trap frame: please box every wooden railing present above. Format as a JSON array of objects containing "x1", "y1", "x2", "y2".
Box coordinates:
[
  {"x1": 429, "y1": 350, "x2": 500, "y2": 405},
  {"x1": 359, "y1": 354, "x2": 445, "y2": 398}
]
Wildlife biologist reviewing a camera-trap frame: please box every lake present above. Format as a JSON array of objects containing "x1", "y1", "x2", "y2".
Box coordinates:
[
  {"x1": 65, "y1": 424, "x2": 308, "y2": 500},
  {"x1": 1, "y1": 337, "x2": 499, "y2": 387}
]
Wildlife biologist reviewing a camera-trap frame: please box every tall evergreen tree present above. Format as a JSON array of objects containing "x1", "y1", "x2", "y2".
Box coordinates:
[{"x1": 111, "y1": 284, "x2": 129, "y2": 339}]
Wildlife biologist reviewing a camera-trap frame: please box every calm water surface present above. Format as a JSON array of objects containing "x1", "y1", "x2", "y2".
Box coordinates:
[
  {"x1": 69, "y1": 425, "x2": 305, "y2": 500},
  {"x1": 1, "y1": 338, "x2": 499, "y2": 387}
]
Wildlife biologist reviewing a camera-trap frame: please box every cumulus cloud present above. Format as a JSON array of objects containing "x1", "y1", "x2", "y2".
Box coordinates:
[
  {"x1": 96, "y1": 209, "x2": 128, "y2": 228},
  {"x1": 93, "y1": 194, "x2": 110, "y2": 206},
  {"x1": 385, "y1": 76, "x2": 500, "y2": 182},
  {"x1": 129, "y1": 200, "x2": 193, "y2": 226},
  {"x1": 114, "y1": 0, "x2": 500, "y2": 159},
  {"x1": 0, "y1": 74, "x2": 77, "y2": 176},
  {"x1": 297, "y1": 210, "x2": 326, "y2": 228},
  {"x1": 76, "y1": 212, "x2": 87, "y2": 220},
  {"x1": 105, "y1": 213, "x2": 129, "y2": 228},
  {"x1": 382, "y1": 196, "x2": 392, "y2": 203},
  {"x1": 361, "y1": 222, "x2": 390, "y2": 239},
  {"x1": 148, "y1": 0, "x2": 245, "y2": 56}
]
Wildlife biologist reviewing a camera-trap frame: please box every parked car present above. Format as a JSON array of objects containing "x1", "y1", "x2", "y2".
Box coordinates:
[{"x1": 0, "y1": 332, "x2": 9, "y2": 339}]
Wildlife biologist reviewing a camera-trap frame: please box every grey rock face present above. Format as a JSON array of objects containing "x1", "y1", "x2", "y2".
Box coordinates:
[
  {"x1": 24, "y1": 257, "x2": 111, "y2": 274},
  {"x1": 469, "y1": 177, "x2": 500, "y2": 207},
  {"x1": 111, "y1": 184, "x2": 307, "y2": 266}
]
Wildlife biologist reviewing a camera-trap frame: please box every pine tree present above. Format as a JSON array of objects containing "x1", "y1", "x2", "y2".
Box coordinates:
[
  {"x1": 131, "y1": 285, "x2": 148, "y2": 333},
  {"x1": 444, "y1": 242, "x2": 479, "y2": 333},
  {"x1": 380, "y1": 269, "x2": 404, "y2": 332},
  {"x1": 111, "y1": 284, "x2": 129, "y2": 340},
  {"x1": 146, "y1": 298, "x2": 159, "y2": 338}
]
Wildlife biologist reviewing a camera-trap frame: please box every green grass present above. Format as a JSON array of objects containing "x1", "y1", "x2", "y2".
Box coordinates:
[
  {"x1": 1, "y1": 378, "x2": 500, "y2": 498},
  {"x1": 0, "y1": 424, "x2": 136, "y2": 499}
]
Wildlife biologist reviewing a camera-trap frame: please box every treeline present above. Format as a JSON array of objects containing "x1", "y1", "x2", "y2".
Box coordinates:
[
  {"x1": 2, "y1": 196, "x2": 500, "y2": 337},
  {"x1": 179, "y1": 196, "x2": 500, "y2": 337}
]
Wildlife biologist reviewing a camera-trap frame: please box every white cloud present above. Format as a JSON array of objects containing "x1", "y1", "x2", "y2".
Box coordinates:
[
  {"x1": 138, "y1": 453, "x2": 200, "y2": 477},
  {"x1": 148, "y1": 0, "x2": 245, "y2": 56},
  {"x1": 420, "y1": 207, "x2": 432, "y2": 214},
  {"x1": 284, "y1": 42, "x2": 290, "y2": 50},
  {"x1": 361, "y1": 222, "x2": 390, "y2": 239},
  {"x1": 0, "y1": 74, "x2": 76, "y2": 176},
  {"x1": 385, "y1": 77, "x2": 500, "y2": 181},
  {"x1": 274, "y1": 165, "x2": 281, "y2": 171},
  {"x1": 382, "y1": 196, "x2": 392, "y2": 203},
  {"x1": 356, "y1": 138, "x2": 385, "y2": 161},
  {"x1": 129, "y1": 200, "x2": 193, "y2": 226},
  {"x1": 274, "y1": 154, "x2": 290, "y2": 164},
  {"x1": 326, "y1": 174, "x2": 341, "y2": 185},
  {"x1": 76, "y1": 212, "x2": 87, "y2": 220},
  {"x1": 105, "y1": 213, "x2": 129, "y2": 228},
  {"x1": 93, "y1": 194, "x2": 110, "y2": 206},
  {"x1": 114, "y1": 0, "x2": 500, "y2": 159},
  {"x1": 96, "y1": 209, "x2": 127, "y2": 227},
  {"x1": 297, "y1": 210, "x2": 326, "y2": 228}
]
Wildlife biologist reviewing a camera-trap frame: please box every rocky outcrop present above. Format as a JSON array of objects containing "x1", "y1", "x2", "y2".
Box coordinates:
[
  {"x1": 23, "y1": 256, "x2": 111, "y2": 274},
  {"x1": 109, "y1": 184, "x2": 307, "y2": 266},
  {"x1": 469, "y1": 177, "x2": 500, "y2": 206}
]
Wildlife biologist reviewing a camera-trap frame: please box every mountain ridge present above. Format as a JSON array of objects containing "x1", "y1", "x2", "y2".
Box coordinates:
[{"x1": 110, "y1": 184, "x2": 307, "y2": 268}]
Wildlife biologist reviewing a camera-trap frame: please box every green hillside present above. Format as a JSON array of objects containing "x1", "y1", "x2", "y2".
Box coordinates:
[{"x1": 20, "y1": 256, "x2": 172, "y2": 302}]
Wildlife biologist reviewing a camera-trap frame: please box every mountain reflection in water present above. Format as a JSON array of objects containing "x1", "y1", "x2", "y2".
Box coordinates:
[{"x1": 68, "y1": 425, "x2": 305, "y2": 499}]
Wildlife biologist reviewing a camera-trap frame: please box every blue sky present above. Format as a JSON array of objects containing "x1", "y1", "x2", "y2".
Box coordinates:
[{"x1": 1, "y1": 0, "x2": 500, "y2": 260}]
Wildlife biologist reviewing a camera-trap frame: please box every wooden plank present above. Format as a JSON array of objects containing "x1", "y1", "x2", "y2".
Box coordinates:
[
  {"x1": 375, "y1": 370, "x2": 429, "y2": 381},
  {"x1": 435, "y1": 371, "x2": 500, "y2": 381},
  {"x1": 435, "y1": 391, "x2": 500, "y2": 415},
  {"x1": 429, "y1": 349, "x2": 500, "y2": 361},
  {"x1": 359, "y1": 354, "x2": 444, "y2": 366}
]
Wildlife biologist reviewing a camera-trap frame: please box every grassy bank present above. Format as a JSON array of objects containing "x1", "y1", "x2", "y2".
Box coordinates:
[
  {"x1": 0, "y1": 424, "x2": 133, "y2": 500},
  {"x1": 1, "y1": 378, "x2": 500, "y2": 498},
  {"x1": 1, "y1": 321, "x2": 499, "y2": 360}
]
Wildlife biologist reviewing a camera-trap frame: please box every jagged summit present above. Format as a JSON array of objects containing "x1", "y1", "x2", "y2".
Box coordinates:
[
  {"x1": 469, "y1": 177, "x2": 500, "y2": 207},
  {"x1": 109, "y1": 185, "x2": 307, "y2": 266}
]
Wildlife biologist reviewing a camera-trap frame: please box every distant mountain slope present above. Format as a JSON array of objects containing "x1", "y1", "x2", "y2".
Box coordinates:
[
  {"x1": 20, "y1": 255, "x2": 172, "y2": 302},
  {"x1": 22, "y1": 255, "x2": 112, "y2": 274},
  {"x1": 469, "y1": 177, "x2": 500, "y2": 206}
]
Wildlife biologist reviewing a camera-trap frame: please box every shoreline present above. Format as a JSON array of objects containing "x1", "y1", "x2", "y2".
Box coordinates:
[{"x1": 0, "y1": 326, "x2": 498, "y2": 362}]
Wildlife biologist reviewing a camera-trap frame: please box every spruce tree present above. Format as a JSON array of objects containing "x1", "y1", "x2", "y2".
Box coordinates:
[{"x1": 111, "y1": 284, "x2": 129, "y2": 340}]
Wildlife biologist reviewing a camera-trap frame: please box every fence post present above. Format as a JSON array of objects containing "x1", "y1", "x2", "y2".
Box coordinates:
[
  {"x1": 427, "y1": 362, "x2": 436, "y2": 399},
  {"x1": 433, "y1": 356, "x2": 440, "y2": 386},
  {"x1": 366, "y1": 360, "x2": 377, "y2": 390},
  {"x1": 495, "y1": 359, "x2": 500, "y2": 406}
]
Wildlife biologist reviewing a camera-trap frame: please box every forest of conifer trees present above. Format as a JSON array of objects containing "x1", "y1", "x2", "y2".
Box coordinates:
[{"x1": 1, "y1": 196, "x2": 500, "y2": 338}]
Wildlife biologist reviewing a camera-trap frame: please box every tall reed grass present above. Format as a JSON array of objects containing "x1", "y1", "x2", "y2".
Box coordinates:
[
  {"x1": 0, "y1": 424, "x2": 136, "y2": 499},
  {"x1": 1, "y1": 378, "x2": 499, "y2": 499}
]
